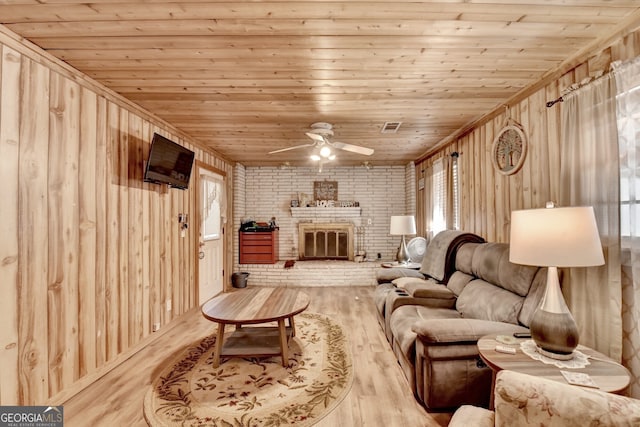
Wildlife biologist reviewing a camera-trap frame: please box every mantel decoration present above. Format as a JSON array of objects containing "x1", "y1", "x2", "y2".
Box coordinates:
[
  {"x1": 313, "y1": 180, "x2": 338, "y2": 201},
  {"x1": 491, "y1": 110, "x2": 528, "y2": 175}
]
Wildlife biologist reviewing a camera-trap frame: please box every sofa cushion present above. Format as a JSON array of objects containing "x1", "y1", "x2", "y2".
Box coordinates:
[
  {"x1": 454, "y1": 242, "x2": 480, "y2": 275},
  {"x1": 497, "y1": 250, "x2": 540, "y2": 297},
  {"x1": 420, "y1": 230, "x2": 484, "y2": 282},
  {"x1": 447, "y1": 271, "x2": 474, "y2": 296},
  {"x1": 518, "y1": 267, "x2": 548, "y2": 327},
  {"x1": 471, "y1": 243, "x2": 539, "y2": 297},
  {"x1": 470, "y1": 243, "x2": 504, "y2": 287},
  {"x1": 456, "y1": 280, "x2": 523, "y2": 324}
]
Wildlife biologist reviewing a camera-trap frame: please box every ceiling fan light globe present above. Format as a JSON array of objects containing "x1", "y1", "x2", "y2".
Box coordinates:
[
  {"x1": 320, "y1": 146, "x2": 331, "y2": 157},
  {"x1": 310, "y1": 154, "x2": 321, "y2": 161},
  {"x1": 328, "y1": 154, "x2": 336, "y2": 160}
]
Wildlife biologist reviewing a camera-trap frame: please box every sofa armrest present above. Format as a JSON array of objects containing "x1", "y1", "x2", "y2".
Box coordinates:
[
  {"x1": 376, "y1": 267, "x2": 425, "y2": 284},
  {"x1": 412, "y1": 318, "x2": 529, "y2": 344},
  {"x1": 388, "y1": 294, "x2": 456, "y2": 313},
  {"x1": 449, "y1": 405, "x2": 494, "y2": 427},
  {"x1": 494, "y1": 370, "x2": 640, "y2": 426},
  {"x1": 403, "y1": 280, "x2": 456, "y2": 303}
]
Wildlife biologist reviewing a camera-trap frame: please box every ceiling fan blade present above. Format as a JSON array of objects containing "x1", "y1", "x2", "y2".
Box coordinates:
[
  {"x1": 268, "y1": 143, "x2": 315, "y2": 154},
  {"x1": 305, "y1": 132, "x2": 326, "y2": 143},
  {"x1": 331, "y1": 141, "x2": 375, "y2": 156}
]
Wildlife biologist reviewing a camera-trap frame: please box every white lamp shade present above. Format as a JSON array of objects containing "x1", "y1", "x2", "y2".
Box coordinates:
[
  {"x1": 390, "y1": 215, "x2": 416, "y2": 236},
  {"x1": 509, "y1": 206, "x2": 604, "y2": 267}
]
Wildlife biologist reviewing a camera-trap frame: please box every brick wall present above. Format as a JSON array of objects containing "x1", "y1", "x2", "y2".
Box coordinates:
[{"x1": 233, "y1": 164, "x2": 416, "y2": 286}]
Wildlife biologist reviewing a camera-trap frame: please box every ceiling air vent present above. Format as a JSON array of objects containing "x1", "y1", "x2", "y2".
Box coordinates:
[{"x1": 381, "y1": 121, "x2": 402, "y2": 134}]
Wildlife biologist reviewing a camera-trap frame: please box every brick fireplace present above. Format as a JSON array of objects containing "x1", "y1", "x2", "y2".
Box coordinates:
[{"x1": 232, "y1": 164, "x2": 416, "y2": 287}]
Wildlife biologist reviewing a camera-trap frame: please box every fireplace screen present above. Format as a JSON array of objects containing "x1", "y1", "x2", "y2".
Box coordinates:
[{"x1": 298, "y1": 223, "x2": 354, "y2": 261}]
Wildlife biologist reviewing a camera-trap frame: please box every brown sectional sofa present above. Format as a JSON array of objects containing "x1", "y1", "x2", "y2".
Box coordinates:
[{"x1": 375, "y1": 230, "x2": 548, "y2": 410}]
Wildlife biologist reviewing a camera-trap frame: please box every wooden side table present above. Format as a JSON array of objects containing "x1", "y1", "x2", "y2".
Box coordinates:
[{"x1": 478, "y1": 334, "x2": 631, "y2": 408}]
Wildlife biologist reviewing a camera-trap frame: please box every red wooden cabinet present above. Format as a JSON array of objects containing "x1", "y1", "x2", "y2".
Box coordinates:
[{"x1": 239, "y1": 230, "x2": 279, "y2": 264}]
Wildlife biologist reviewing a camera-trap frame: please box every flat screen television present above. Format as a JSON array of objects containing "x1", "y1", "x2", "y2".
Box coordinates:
[{"x1": 144, "y1": 133, "x2": 195, "y2": 190}]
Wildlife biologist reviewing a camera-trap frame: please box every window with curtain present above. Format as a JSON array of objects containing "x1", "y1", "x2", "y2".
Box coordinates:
[
  {"x1": 559, "y1": 56, "x2": 640, "y2": 398},
  {"x1": 452, "y1": 154, "x2": 460, "y2": 230},
  {"x1": 430, "y1": 158, "x2": 446, "y2": 235},
  {"x1": 618, "y1": 81, "x2": 640, "y2": 243},
  {"x1": 559, "y1": 71, "x2": 621, "y2": 361},
  {"x1": 426, "y1": 155, "x2": 460, "y2": 237},
  {"x1": 613, "y1": 56, "x2": 640, "y2": 399}
]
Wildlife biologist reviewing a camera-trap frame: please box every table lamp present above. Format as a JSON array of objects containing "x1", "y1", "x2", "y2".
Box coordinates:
[
  {"x1": 509, "y1": 203, "x2": 604, "y2": 360},
  {"x1": 390, "y1": 215, "x2": 417, "y2": 264}
]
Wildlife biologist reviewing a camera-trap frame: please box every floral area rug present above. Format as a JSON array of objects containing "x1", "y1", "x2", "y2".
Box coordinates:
[{"x1": 143, "y1": 312, "x2": 353, "y2": 426}]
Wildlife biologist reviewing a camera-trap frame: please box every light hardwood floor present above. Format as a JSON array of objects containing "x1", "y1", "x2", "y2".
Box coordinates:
[{"x1": 62, "y1": 286, "x2": 452, "y2": 426}]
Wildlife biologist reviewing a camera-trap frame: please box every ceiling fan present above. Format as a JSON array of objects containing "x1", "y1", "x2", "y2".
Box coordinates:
[{"x1": 268, "y1": 122, "x2": 375, "y2": 158}]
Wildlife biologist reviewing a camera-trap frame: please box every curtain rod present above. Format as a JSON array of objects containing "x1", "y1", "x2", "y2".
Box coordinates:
[
  {"x1": 545, "y1": 69, "x2": 607, "y2": 108},
  {"x1": 546, "y1": 97, "x2": 564, "y2": 108}
]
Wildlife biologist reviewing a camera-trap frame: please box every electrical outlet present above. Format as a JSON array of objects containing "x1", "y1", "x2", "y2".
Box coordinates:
[
  {"x1": 153, "y1": 323, "x2": 160, "y2": 332},
  {"x1": 367, "y1": 218, "x2": 372, "y2": 225},
  {"x1": 166, "y1": 299, "x2": 172, "y2": 311}
]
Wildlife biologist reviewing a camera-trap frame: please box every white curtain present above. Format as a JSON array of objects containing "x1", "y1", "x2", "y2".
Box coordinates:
[
  {"x1": 559, "y1": 72, "x2": 623, "y2": 361},
  {"x1": 613, "y1": 56, "x2": 640, "y2": 398},
  {"x1": 201, "y1": 175, "x2": 226, "y2": 241}
]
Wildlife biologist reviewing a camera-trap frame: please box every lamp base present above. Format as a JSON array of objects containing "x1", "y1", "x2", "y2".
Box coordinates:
[
  {"x1": 396, "y1": 235, "x2": 411, "y2": 264},
  {"x1": 530, "y1": 308, "x2": 579, "y2": 359},
  {"x1": 535, "y1": 345, "x2": 575, "y2": 361},
  {"x1": 529, "y1": 266, "x2": 580, "y2": 360}
]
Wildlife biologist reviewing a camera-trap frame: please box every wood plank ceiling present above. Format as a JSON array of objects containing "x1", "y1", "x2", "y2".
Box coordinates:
[{"x1": 1, "y1": 1, "x2": 639, "y2": 166}]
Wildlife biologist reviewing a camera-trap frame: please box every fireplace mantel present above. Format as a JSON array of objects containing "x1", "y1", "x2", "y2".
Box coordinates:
[{"x1": 290, "y1": 207, "x2": 361, "y2": 218}]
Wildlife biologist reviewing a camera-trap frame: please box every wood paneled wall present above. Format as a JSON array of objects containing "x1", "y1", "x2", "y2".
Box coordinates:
[
  {"x1": 417, "y1": 29, "x2": 640, "y2": 243},
  {"x1": 0, "y1": 35, "x2": 234, "y2": 405}
]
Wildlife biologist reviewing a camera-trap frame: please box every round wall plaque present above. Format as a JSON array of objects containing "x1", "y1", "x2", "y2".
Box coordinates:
[{"x1": 491, "y1": 124, "x2": 527, "y2": 175}]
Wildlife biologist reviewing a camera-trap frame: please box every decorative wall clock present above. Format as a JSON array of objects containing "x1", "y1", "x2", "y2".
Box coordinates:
[{"x1": 491, "y1": 120, "x2": 528, "y2": 176}]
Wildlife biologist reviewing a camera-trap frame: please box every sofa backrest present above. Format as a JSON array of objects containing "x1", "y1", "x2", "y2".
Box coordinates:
[
  {"x1": 446, "y1": 242, "x2": 480, "y2": 296},
  {"x1": 453, "y1": 242, "x2": 547, "y2": 327},
  {"x1": 420, "y1": 230, "x2": 485, "y2": 283},
  {"x1": 472, "y1": 243, "x2": 539, "y2": 297}
]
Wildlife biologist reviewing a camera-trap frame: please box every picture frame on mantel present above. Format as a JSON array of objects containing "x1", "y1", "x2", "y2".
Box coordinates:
[{"x1": 314, "y1": 181, "x2": 338, "y2": 201}]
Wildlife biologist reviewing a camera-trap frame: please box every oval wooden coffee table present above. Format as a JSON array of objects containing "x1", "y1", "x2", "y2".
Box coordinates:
[{"x1": 201, "y1": 287, "x2": 310, "y2": 367}]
